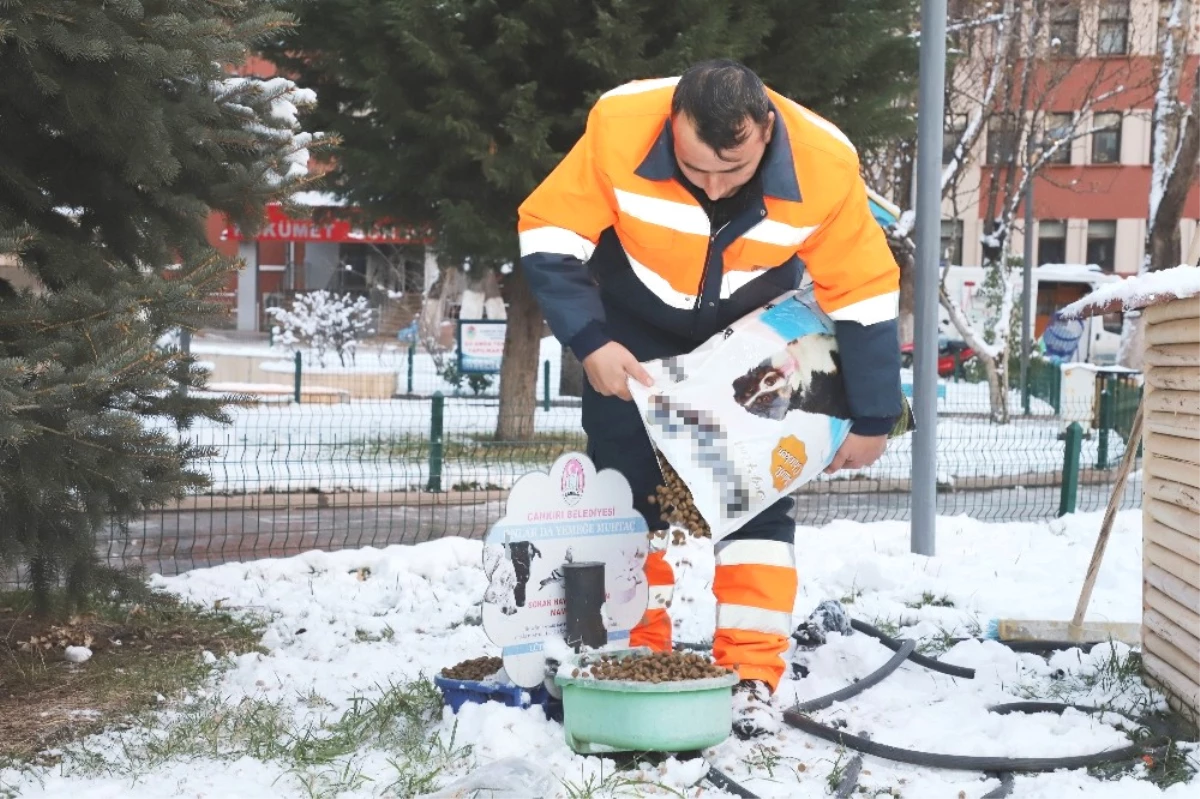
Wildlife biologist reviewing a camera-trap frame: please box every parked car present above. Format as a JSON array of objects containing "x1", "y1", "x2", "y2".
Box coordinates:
[{"x1": 900, "y1": 336, "x2": 975, "y2": 377}]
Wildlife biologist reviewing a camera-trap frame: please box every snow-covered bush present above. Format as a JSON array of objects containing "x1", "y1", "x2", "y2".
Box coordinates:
[{"x1": 268, "y1": 290, "x2": 375, "y2": 367}]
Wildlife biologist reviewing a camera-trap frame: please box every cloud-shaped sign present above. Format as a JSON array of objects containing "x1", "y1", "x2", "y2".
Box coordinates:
[{"x1": 482, "y1": 452, "x2": 649, "y2": 687}]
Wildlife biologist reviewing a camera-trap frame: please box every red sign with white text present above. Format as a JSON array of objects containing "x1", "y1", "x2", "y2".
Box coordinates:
[{"x1": 221, "y1": 204, "x2": 434, "y2": 245}]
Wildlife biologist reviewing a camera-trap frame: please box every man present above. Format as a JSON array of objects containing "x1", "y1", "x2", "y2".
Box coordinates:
[{"x1": 517, "y1": 60, "x2": 902, "y2": 738}]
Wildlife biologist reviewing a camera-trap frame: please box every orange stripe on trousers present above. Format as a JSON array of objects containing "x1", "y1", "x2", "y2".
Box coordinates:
[
  {"x1": 631, "y1": 550, "x2": 673, "y2": 651},
  {"x1": 713, "y1": 562, "x2": 798, "y2": 691}
]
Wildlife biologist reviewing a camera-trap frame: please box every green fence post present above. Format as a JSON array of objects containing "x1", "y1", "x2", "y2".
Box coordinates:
[
  {"x1": 543, "y1": 360, "x2": 551, "y2": 412},
  {"x1": 1096, "y1": 377, "x2": 1112, "y2": 470},
  {"x1": 1059, "y1": 422, "x2": 1083, "y2": 517},
  {"x1": 1051, "y1": 364, "x2": 1062, "y2": 415},
  {"x1": 427, "y1": 392, "x2": 444, "y2": 492},
  {"x1": 407, "y1": 340, "x2": 416, "y2": 395},
  {"x1": 1022, "y1": 378, "x2": 1031, "y2": 416},
  {"x1": 293, "y1": 351, "x2": 302, "y2": 404}
]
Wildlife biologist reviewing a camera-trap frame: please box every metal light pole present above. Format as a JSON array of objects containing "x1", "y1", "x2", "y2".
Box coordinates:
[
  {"x1": 1021, "y1": 169, "x2": 1034, "y2": 416},
  {"x1": 911, "y1": 0, "x2": 947, "y2": 557}
]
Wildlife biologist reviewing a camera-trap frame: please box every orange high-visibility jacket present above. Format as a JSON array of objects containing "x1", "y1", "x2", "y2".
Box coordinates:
[{"x1": 518, "y1": 77, "x2": 902, "y2": 433}]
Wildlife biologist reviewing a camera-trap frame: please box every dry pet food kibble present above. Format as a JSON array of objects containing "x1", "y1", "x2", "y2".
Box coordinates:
[
  {"x1": 574, "y1": 650, "x2": 732, "y2": 682},
  {"x1": 651, "y1": 455, "x2": 711, "y2": 540},
  {"x1": 441, "y1": 655, "x2": 504, "y2": 681}
]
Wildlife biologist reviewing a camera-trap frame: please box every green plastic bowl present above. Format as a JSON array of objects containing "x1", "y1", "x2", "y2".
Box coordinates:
[{"x1": 553, "y1": 647, "x2": 739, "y2": 754}]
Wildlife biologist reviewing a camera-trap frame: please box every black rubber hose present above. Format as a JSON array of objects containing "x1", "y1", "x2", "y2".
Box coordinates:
[
  {"x1": 834, "y1": 753, "x2": 864, "y2": 798},
  {"x1": 850, "y1": 619, "x2": 976, "y2": 679},
  {"x1": 782, "y1": 708, "x2": 1157, "y2": 772},
  {"x1": 949, "y1": 638, "x2": 1102, "y2": 654},
  {"x1": 981, "y1": 772, "x2": 1015, "y2": 799},
  {"x1": 705, "y1": 765, "x2": 757, "y2": 798},
  {"x1": 792, "y1": 639, "x2": 916, "y2": 712}
]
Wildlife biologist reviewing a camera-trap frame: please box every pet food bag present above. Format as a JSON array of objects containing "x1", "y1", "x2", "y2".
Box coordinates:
[{"x1": 628, "y1": 287, "x2": 912, "y2": 542}]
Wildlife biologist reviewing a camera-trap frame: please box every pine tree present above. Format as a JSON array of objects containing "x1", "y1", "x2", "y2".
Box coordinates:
[
  {"x1": 0, "y1": 0, "x2": 325, "y2": 611},
  {"x1": 262, "y1": 0, "x2": 773, "y2": 438},
  {"x1": 748, "y1": 0, "x2": 919, "y2": 152},
  {"x1": 262, "y1": 0, "x2": 917, "y2": 439}
]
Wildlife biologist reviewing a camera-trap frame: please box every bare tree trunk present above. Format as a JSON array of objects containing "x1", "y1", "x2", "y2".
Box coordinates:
[
  {"x1": 495, "y1": 266, "x2": 542, "y2": 440},
  {"x1": 1117, "y1": 317, "x2": 1146, "y2": 371},
  {"x1": 889, "y1": 233, "x2": 917, "y2": 346},
  {"x1": 981, "y1": 355, "x2": 1010, "y2": 425},
  {"x1": 1149, "y1": 83, "x2": 1199, "y2": 271},
  {"x1": 559, "y1": 345, "x2": 585, "y2": 397}
]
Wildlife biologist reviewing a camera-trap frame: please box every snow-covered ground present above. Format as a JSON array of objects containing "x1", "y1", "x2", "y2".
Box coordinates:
[
  {"x1": 5, "y1": 510, "x2": 1194, "y2": 798},
  {"x1": 191, "y1": 334, "x2": 570, "y2": 399}
]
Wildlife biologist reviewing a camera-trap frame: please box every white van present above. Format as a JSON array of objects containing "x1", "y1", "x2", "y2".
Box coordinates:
[{"x1": 938, "y1": 264, "x2": 1126, "y2": 364}]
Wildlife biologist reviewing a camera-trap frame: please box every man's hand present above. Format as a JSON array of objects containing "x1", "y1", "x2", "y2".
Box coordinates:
[
  {"x1": 824, "y1": 433, "x2": 887, "y2": 474},
  {"x1": 582, "y1": 342, "x2": 654, "y2": 401}
]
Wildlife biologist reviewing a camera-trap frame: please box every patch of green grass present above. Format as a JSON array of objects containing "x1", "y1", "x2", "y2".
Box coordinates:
[
  {"x1": 1, "y1": 586, "x2": 264, "y2": 763},
  {"x1": 559, "y1": 760, "x2": 687, "y2": 799},
  {"x1": 1086, "y1": 733, "x2": 1198, "y2": 789},
  {"x1": 58, "y1": 677, "x2": 471, "y2": 798},
  {"x1": 867, "y1": 617, "x2": 901, "y2": 639},
  {"x1": 825, "y1": 748, "x2": 848, "y2": 794},
  {"x1": 744, "y1": 743, "x2": 787, "y2": 779},
  {"x1": 903, "y1": 591, "x2": 955, "y2": 610}
]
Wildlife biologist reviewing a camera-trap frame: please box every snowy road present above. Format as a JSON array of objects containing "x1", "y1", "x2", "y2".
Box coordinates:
[{"x1": 105, "y1": 480, "x2": 1141, "y2": 578}]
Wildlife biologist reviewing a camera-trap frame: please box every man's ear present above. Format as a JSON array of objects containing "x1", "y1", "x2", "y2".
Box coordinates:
[{"x1": 763, "y1": 110, "x2": 776, "y2": 144}]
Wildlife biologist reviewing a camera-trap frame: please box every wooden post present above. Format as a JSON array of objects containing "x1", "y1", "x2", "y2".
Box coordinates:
[{"x1": 1068, "y1": 399, "x2": 1144, "y2": 640}]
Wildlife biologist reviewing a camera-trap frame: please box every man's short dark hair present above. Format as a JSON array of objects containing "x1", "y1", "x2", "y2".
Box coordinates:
[{"x1": 671, "y1": 59, "x2": 770, "y2": 154}]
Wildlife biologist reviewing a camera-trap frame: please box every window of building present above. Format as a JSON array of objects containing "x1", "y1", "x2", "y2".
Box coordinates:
[
  {"x1": 941, "y1": 219, "x2": 964, "y2": 266},
  {"x1": 1158, "y1": 0, "x2": 1174, "y2": 52},
  {"x1": 1043, "y1": 112, "x2": 1073, "y2": 164},
  {"x1": 1098, "y1": 1, "x2": 1130, "y2": 55},
  {"x1": 1087, "y1": 221, "x2": 1117, "y2": 273},
  {"x1": 986, "y1": 114, "x2": 1019, "y2": 165},
  {"x1": 1091, "y1": 112, "x2": 1122, "y2": 164},
  {"x1": 1048, "y1": 1, "x2": 1080, "y2": 56},
  {"x1": 943, "y1": 114, "x2": 968, "y2": 165},
  {"x1": 1038, "y1": 220, "x2": 1067, "y2": 265}
]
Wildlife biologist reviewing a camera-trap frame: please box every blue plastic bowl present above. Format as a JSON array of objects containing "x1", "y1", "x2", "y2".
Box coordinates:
[{"x1": 433, "y1": 675, "x2": 562, "y2": 721}]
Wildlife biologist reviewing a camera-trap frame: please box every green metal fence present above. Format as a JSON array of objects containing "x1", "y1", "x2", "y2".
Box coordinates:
[{"x1": 1, "y1": 344, "x2": 1145, "y2": 583}]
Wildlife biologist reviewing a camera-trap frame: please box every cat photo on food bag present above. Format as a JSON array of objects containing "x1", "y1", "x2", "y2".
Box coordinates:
[{"x1": 730, "y1": 332, "x2": 853, "y2": 421}]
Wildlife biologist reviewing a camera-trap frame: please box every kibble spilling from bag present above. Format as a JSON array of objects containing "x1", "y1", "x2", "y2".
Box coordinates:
[
  {"x1": 628, "y1": 287, "x2": 914, "y2": 542},
  {"x1": 650, "y1": 454, "x2": 711, "y2": 541}
]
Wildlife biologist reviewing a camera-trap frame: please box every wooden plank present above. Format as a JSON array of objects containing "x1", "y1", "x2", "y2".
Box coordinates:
[
  {"x1": 1146, "y1": 541, "x2": 1200, "y2": 588},
  {"x1": 1145, "y1": 296, "x2": 1200, "y2": 325},
  {"x1": 1147, "y1": 563, "x2": 1200, "y2": 609},
  {"x1": 1146, "y1": 497, "x2": 1200, "y2": 538},
  {"x1": 1146, "y1": 366, "x2": 1200, "y2": 392},
  {"x1": 1143, "y1": 343, "x2": 1200, "y2": 368},
  {"x1": 1146, "y1": 476, "x2": 1200, "y2": 513},
  {"x1": 1143, "y1": 650, "x2": 1200, "y2": 726},
  {"x1": 1145, "y1": 317, "x2": 1200, "y2": 346},
  {"x1": 1145, "y1": 432, "x2": 1200, "y2": 465},
  {"x1": 1145, "y1": 517, "x2": 1200, "y2": 562},
  {"x1": 1147, "y1": 607, "x2": 1200, "y2": 662},
  {"x1": 1147, "y1": 409, "x2": 1200, "y2": 440},
  {"x1": 1147, "y1": 390, "x2": 1200, "y2": 416},
  {"x1": 1144, "y1": 631, "x2": 1200, "y2": 684},
  {"x1": 1146, "y1": 452, "x2": 1200, "y2": 490},
  {"x1": 1146, "y1": 585, "x2": 1200, "y2": 640}
]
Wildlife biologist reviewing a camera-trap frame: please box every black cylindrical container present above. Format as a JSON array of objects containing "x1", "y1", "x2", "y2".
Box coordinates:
[{"x1": 563, "y1": 561, "x2": 607, "y2": 650}]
